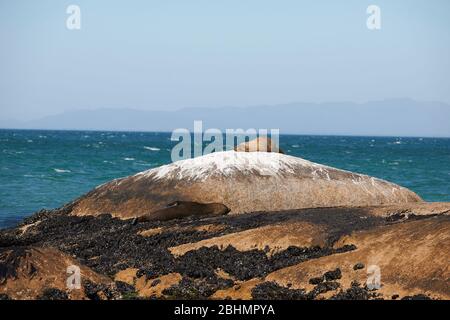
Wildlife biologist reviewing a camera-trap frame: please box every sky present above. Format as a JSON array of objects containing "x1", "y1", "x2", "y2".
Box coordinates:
[{"x1": 0, "y1": 0, "x2": 449, "y2": 123}]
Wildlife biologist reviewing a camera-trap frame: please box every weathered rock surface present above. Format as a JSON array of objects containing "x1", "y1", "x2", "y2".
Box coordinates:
[
  {"x1": 68, "y1": 151, "x2": 422, "y2": 219},
  {"x1": 0, "y1": 203, "x2": 448, "y2": 300},
  {"x1": 0, "y1": 247, "x2": 115, "y2": 300},
  {"x1": 260, "y1": 216, "x2": 450, "y2": 300}
]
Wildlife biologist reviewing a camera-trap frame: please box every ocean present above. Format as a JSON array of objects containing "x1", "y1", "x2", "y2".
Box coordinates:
[{"x1": 1, "y1": 129, "x2": 449, "y2": 229}]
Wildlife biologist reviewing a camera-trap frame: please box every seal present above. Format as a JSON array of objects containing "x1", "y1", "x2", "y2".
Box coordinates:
[
  {"x1": 234, "y1": 137, "x2": 284, "y2": 154},
  {"x1": 132, "y1": 201, "x2": 230, "y2": 224}
]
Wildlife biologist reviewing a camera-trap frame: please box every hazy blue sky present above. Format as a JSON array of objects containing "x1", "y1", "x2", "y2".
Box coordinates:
[{"x1": 0, "y1": 0, "x2": 449, "y2": 121}]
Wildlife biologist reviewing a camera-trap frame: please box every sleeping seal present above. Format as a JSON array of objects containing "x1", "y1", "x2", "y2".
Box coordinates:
[
  {"x1": 131, "y1": 201, "x2": 230, "y2": 224},
  {"x1": 234, "y1": 137, "x2": 284, "y2": 154}
]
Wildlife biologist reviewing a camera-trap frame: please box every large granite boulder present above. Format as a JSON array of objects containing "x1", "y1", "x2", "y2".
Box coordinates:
[{"x1": 68, "y1": 150, "x2": 422, "y2": 219}]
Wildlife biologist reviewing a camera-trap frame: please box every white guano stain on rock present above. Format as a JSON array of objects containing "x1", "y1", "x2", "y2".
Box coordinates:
[{"x1": 136, "y1": 151, "x2": 338, "y2": 182}]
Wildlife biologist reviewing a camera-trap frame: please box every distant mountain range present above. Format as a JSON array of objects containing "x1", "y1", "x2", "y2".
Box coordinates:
[{"x1": 1, "y1": 99, "x2": 450, "y2": 137}]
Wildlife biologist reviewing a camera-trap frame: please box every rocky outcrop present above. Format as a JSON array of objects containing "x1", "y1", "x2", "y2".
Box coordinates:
[
  {"x1": 0, "y1": 247, "x2": 116, "y2": 300},
  {"x1": 0, "y1": 203, "x2": 448, "y2": 300},
  {"x1": 68, "y1": 151, "x2": 422, "y2": 220},
  {"x1": 259, "y1": 216, "x2": 450, "y2": 300},
  {"x1": 1, "y1": 136, "x2": 444, "y2": 300}
]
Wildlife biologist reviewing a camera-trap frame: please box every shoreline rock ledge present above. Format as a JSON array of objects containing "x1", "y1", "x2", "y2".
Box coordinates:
[
  {"x1": 0, "y1": 137, "x2": 448, "y2": 301},
  {"x1": 69, "y1": 149, "x2": 422, "y2": 220}
]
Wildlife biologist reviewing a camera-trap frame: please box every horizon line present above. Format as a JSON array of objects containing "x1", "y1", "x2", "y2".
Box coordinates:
[{"x1": 1, "y1": 127, "x2": 449, "y2": 139}]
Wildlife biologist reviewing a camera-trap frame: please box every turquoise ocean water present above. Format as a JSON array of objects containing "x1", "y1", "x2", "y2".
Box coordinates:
[{"x1": 1, "y1": 129, "x2": 449, "y2": 228}]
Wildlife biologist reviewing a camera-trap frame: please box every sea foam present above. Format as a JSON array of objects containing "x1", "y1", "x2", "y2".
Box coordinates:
[
  {"x1": 54, "y1": 169, "x2": 71, "y2": 173},
  {"x1": 144, "y1": 146, "x2": 160, "y2": 151}
]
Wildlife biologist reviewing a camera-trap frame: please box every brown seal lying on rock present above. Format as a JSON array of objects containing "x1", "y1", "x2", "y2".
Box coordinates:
[
  {"x1": 234, "y1": 137, "x2": 284, "y2": 154},
  {"x1": 131, "y1": 201, "x2": 230, "y2": 224}
]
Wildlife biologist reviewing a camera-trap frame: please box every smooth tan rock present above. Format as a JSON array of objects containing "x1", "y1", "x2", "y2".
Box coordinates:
[
  {"x1": 212, "y1": 279, "x2": 263, "y2": 300},
  {"x1": 265, "y1": 216, "x2": 450, "y2": 299},
  {"x1": 0, "y1": 247, "x2": 112, "y2": 300},
  {"x1": 135, "y1": 273, "x2": 182, "y2": 298},
  {"x1": 359, "y1": 202, "x2": 450, "y2": 218},
  {"x1": 114, "y1": 268, "x2": 138, "y2": 285},
  {"x1": 138, "y1": 224, "x2": 227, "y2": 238},
  {"x1": 69, "y1": 151, "x2": 422, "y2": 219},
  {"x1": 169, "y1": 221, "x2": 328, "y2": 257}
]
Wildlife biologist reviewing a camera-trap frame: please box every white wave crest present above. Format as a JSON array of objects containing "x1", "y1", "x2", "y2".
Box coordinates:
[
  {"x1": 144, "y1": 146, "x2": 160, "y2": 151},
  {"x1": 54, "y1": 168, "x2": 71, "y2": 173}
]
